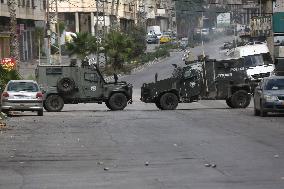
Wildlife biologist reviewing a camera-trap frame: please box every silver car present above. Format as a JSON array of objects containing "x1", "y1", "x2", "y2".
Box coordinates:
[
  {"x1": 1, "y1": 80, "x2": 43, "y2": 116},
  {"x1": 254, "y1": 76, "x2": 284, "y2": 117}
]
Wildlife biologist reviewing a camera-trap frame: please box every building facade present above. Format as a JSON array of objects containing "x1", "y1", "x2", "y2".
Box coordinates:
[{"x1": 0, "y1": 0, "x2": 45, "y2": 62}]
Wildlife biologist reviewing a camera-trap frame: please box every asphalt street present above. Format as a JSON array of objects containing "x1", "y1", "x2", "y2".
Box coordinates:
[{"x1": 0, "y1": 36, "x2": 284, "y2": 189}]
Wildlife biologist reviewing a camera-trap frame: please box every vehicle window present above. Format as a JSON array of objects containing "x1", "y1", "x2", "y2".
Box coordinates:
[
  {"x1": 84, "y1": 73, "x2": 99, "y2": 82},
  {"x1": 46, "y1": 67, "x2": 63, "y2": 75},
  {"x1": 7, "y1": 82, "x2": 39, "y2": 92},
  {"x1": 244, "y1": 55, "x2": 264, "y2": 67},
  {"x1": 264, "y1": 79, "x2": 284, "y2": 90}
]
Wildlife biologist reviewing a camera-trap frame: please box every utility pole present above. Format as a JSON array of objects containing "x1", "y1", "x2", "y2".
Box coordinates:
[
  {"x1": 7, "y1": 0, "x2": 20, "y2": 70},
  {"x1": 95, "y1": 0, "x2": 107, "y2": 68}
]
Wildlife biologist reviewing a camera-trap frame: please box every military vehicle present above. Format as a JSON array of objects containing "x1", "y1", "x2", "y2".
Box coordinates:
[
  {"x1": 141, "y1": 53, "x2": 274, "y2": 110},
  {"x1": 36, "y1": 61, "x2": 132, "y2": 112}
]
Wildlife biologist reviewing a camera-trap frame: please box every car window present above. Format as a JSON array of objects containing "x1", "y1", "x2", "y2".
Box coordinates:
[
  {"x1": 7, "y1": 82, "x2": 39, "y2": 92},
  {"x1": 264, "y1": 79, "x2": 284, "y2": 90},
  {"x1": 84, "y1": 73, "x2": 99, "y2": 82},
  {"x1": 244, "y1": 55, "x2": 264, "y2": 67}
]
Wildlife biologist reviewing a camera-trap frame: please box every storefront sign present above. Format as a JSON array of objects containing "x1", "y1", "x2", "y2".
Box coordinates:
[{"x1": 250, "y1": 16, "x2": 272, "y2": 37}]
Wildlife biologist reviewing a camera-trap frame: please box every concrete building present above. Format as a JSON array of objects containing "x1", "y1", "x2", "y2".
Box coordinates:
[
  {"x1": 56, "y1": 0, "x2": 173, "y2": 35},
  {"x1": 0, "y1": 0, "x2": 45, "y2": 62}
]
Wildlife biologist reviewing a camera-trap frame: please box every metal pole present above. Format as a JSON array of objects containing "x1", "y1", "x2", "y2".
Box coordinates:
[{"x1": 55, "y1": 0, "x2": 61, "y2": 64}]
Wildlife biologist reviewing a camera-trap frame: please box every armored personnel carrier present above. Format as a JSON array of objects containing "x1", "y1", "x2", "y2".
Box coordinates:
[
  {"x1": 36, "y1": 62, "x2": 132, "y2": 112},
  {"x1": 141, "y1": 53, "x2": 274, "y2": 110}
]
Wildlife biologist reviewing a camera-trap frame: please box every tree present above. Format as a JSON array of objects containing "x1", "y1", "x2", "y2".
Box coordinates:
[
  {"x1": 0, "y1": 64, "x2": 20, "y2": 90},
  {"x1": 127, "y1": 25, "x2": 147, "y2": 58},
  {"x1": 7, "y1": 0, "x2": 20, "y2": 70},
  {"x1": 65, "y1": 32, "x2": 97, "y2": 61},
  {"x1": 104, "y1": 30, "x2": 134, "y2": 70}
]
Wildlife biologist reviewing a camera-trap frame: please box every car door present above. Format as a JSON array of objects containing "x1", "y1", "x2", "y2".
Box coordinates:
[
  {"x1": 80, "y1": 68, "x2": 103, "y2": 98},
  {"x1": 180, "y1": 67, "x2": 201, "y2": 98}
]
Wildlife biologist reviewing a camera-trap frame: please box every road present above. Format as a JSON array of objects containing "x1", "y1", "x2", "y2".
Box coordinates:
[{"x1": 1, "y1": 36, "x2": 284, "y2": 189}]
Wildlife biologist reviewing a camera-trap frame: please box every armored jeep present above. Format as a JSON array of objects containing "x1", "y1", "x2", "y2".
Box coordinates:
[
  {"x1": 141, "y1": 57, "x2": 271, "y2": 110},
  {"x1": 36, "y1": 63, "x2": 132, "y2": 112}
]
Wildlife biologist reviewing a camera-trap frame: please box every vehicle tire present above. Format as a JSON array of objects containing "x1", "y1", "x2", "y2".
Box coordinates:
[
  {"x1": 260, "y1": 101, "x2": 267, "y2": 117},
  {"x1": 107, "y1": 93, "x2": 127, "y2": 111},
  {"x1": 105, "y1": 101, "x2": 111, "y2": 110},
  {"x1": 225, "y1": 98, "x2": 234, "y2": 108},
  {"x1": 57, "y1": 77, "x2": 75, "y2": 94},
  {"x1": 155, "y1": 100, "x2": 162, "y2": 110},
  {"x1": 44, "y1": 95, "x2": 64, "y2": 112},
  {"x1": 159, "y1": 93, "x2": 178, "y2": 110},
  {"x1": 37, "y1": 109, "x2": 43, "y2": 116},
  {"x1": 231, "y1": 90, "x2": 251, "y2": 108}
]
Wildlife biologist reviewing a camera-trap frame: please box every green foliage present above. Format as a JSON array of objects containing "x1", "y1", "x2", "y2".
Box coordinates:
[
  {"x1": 65, "y1": 32, "x2": 97, "y2": 60},
  {"x1": 0, "y1": 65, "x2": 20, "y2": 90},
  {"x1": 139, "y1": 45, "x2": 171, "y2": 64},
  {"x1": 127, "y1": 25, "x2": 147, "y2": 58},
  {"x1": 104, "y1": 30, "x2": 134, "y2": 70}
]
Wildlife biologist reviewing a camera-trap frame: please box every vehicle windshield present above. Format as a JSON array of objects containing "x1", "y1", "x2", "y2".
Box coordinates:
[
  {"x1": 264, "y1": 79, "x2": 284, "y2": 90},
  {"x1": 7, "y1": 82, "x2": 39, "y2": 92},
  {"x1": 244, "y1": 54, "x2": 264, "y2": 67}
]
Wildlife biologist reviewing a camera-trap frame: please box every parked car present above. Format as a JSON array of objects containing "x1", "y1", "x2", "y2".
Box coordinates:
[
  {"x1": 146, "y1": 34, "x2": 159, "y2": 44},
  {"x1": 254, "y1": 76, "x2": 284, "y2": 116},
  {"x1": 160, "y1": 35, "x2": 171, "y2": 44},
  {"x1": 0, "y1": 80, "x2": 44, "y2": 116}
]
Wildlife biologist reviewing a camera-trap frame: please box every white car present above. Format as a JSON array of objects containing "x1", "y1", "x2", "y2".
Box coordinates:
[{"x1": 1, "y1": 80, "x2": 44, "y2": 116}]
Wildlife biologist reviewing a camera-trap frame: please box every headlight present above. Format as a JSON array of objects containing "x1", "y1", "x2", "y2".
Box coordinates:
[{"x1": 264, "y1": 95, "x2": 278, "y2": 102}]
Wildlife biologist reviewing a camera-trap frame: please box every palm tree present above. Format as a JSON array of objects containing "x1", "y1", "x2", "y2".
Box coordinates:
[
  {"x1": 7, "y1": 0, "x2": 20, "y2": 71},
  {"x1": 104, "y1": 30, "x2": 134, "y2": 70},
  {"x1": 65, "y1": 32, "x2": 97, "y2": 61}
]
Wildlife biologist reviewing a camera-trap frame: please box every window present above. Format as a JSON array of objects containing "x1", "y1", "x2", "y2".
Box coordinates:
[
  {"x1": 264, "y1": 79, "x2": 284, "y2": 90},
  {"x1": 8, "y1": 82, "x2": 39, "y2": 92},
  {"x1": 244, "y1": 54, "x2": 264, "y2": 67},
  {"x1": 46, "y1": 67, "x2": 62, "y2": 75},
  {"x1": 84, "y1": 73, "x2": 99, "y2": 82}
]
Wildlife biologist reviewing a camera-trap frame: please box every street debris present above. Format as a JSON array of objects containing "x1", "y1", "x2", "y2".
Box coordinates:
[
  {"x1": 204, "y1": 163, "x2": 211, "y2": 167},
  {"x1": 173, "y1": 143, "x2": 178, "y2": 147},
  {"x1": 97, "y1": 161, "x2": 104, "y2": 165},
  {"x1": 145, "y1": 161, "x2": 149, "y2": 166},
  {"x1": 274, "y1": 155, "x2": 279, "y2": 158},
  {"x1": 204, "y1": 163, "x2": 217, "y2": 168},
  {"x1": 104, "y1": 167, "x2": 109, "y2": 171}
]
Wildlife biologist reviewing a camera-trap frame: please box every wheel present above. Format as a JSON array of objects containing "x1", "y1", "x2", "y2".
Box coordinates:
[
  {"x1": 231, "y1": 90, "x2": 251, "y2": 108},
  {"x1": 155, "y1": 100, "x2": 162, "y2": 110},
  {"x1": 107, "y1": 93, "x2": 127, "y2": 111},
  {"x1": 159, "y1": 93, "x2": 178, "y2": 110},
  {"x1": 260, "y1": 101, "x2": 267, "y2": 117},
  {"x1": 57, "y1": 77, "x2": 75, "y2": 94},
  {"x1": 37, "y1": 109, "x2": 43, "y2": 116},
  {"x1": 225, "y1": 98, "x2": 234, "y2": 108},
  {"x1": 105, "y1": 101, "x2": 111, "y2": 110},
  {"x1": 44, "y1": 95, "x2": 64, "y2": 112}
]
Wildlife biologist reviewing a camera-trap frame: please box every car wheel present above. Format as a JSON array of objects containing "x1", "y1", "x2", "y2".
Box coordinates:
[
  {"x1": 57, "y1": 77, "x2": 75, "y2": 94},
  {"x1": 44, "y1": 95, "x2": 64, "y2": 112},
  {"x1": 37, "y1": 109, "x2": 43, "y2": 116},
  {"x1": 225, "y1": 98, "x2": 235, "y2": 108},
  {"x1": 159, "y1": 93, "x2": 178, "y2": 110},
  {"x1": 260, "y1": 101, "x2": 267, "y2": 117},
  {"x1": 108, "y1": 93, "x2": 127, "y2": 111},
  {"x1": 231, "y1": 90, "x2": 251, "y2": 108},
  {"x1": 105, "y1": 101, "x2": 111, "y2": 110}
]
